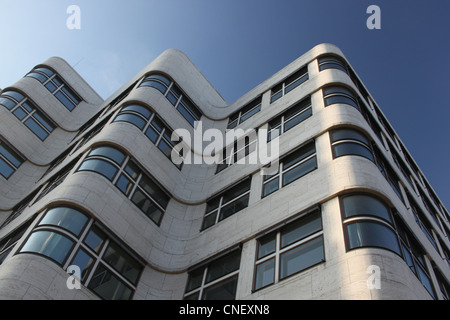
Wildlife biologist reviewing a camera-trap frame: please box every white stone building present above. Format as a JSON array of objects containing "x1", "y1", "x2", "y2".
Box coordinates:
[{"x1": 0, "y1": 44, "x2": 448, "y2": 300}]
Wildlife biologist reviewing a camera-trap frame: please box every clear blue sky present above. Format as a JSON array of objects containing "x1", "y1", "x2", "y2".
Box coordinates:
[{"x1": 0, "y1": 0, "x2": 449, "y2": 209}]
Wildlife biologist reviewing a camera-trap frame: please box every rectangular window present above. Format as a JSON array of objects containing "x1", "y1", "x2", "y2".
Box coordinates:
[
  {"x1": 0, "y1": 138, "x2": 24, "y2": 179},
  {"x1": 262, "y1": 141, "x2": 317, "y2": 197},
  {"x1": 267, "y1": 96, "x2": 312, "y2": 141},
  {"x1": 202, "y1": 177, "x2": 251, "y2": 230},
  {"x1": 26, "y1": 67, "x2": 82, "y2": 111},
  {"x1": 184, "y1": 248, "x2": 241, "y2": 300},
  {"x1": 216, "y1": 132, "x2": 257, "y2": 173},
  {"x1": 254, "y1": 209, "x2": 324, "y2": 291},
  {"x1": 227, "y1": 96, "x2": 262, "y2": 129},
  {"x1": 270, "y1": 66, "x2": 308, "y2": 103}
]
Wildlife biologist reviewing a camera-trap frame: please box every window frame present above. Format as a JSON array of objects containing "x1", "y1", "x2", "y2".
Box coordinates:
[
  {"x1": 270, "y1": 66, "x2": 309, "y2": 104},
  {"x1": 0, "y1": 137, "x2": 25, "y2": 179}
]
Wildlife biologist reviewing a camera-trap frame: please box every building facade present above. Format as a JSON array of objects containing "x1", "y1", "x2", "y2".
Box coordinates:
[{"x1": 0, "y1": 43, "x2": 449, "y2": 300}]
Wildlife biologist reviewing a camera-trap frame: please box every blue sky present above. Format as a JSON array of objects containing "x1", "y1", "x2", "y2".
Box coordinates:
[{"x1": 0, "y1": 0, "x2": 449, "y2": 209}]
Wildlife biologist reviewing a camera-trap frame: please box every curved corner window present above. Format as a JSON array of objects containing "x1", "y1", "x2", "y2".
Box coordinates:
[
  {"x1": 331, "y1": 128, "x2": 374, "y2": 162},
  {"x1": 138, "y1": 73, "x2": 202, "y2": 126},
  {"x1": 26, "y1": 67, "x2": 82, "y2": 111},
  {"x1": 318, "y1": 55, "x2": 348, "y2": 74},
  {"x1": 76, "y1": 145, "x2": 170, "y2": 225},
  {"x1": 341, "y1": 194, "x2": 400, "y2": 255},
  {"x1": 323, "y1": 86, "x2": 359, "y2": 110},
  {"x1": 0, "y1": 138, "x2": 25, "y2": 179},
  {"x1": 18, "y1": 206, "x2": 144, "y2": 300},
  {"x1": 112, "y1": 104, "x2": 183, "y2": 169},
  {"x1": 0, "y1": 90, "x2": 55, "y2": 140}
]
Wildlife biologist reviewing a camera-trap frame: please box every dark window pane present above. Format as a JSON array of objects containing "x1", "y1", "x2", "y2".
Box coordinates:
[
  {"x1": 282, "y1": 156, "x2": 317, "y2": 186},
  {"x1": 0, "y1": 97, "x2": 16, "y2": 110},
  {"x1": 325, "y1": 95, "x2": 359, "y2": 109},
  {"x1": 103, "y1": 242, "x2": 142, "y2": 285},
  {"x1": 222, "y1": 179, "x2": 251, "y2": 204},
  {"x1": 131, "y1": 189, "x2": 164, "y2": 224},
  {"x1": 33, "y1": 111, "x2": 54, "y2": 132},
  {"x1": 0, "y1": 144, "x2": 23, "y2": 168},
  {"x1": 270, "y1": 90, "x2": 283, "y2": 103},
  {"x1": 145, "y1": 126, "x2": 159, "y2": 143},
  {"x1": 121, "y1": 105, "x2": 152, "y2": 119},
  {"x1": 240, "y1": 104, "x2": 261, "y2": 122},
  {"x1": 186, "y1": 267, "x2": 205, "y2": 292},
  {"x1": 84, "y1": 225, "x2": 106, "y2": 253},
  {"x1": 20, "y1": 231, "x2": 74, "y2": 264},
  {"x1": 88, "y1": 146, "x2": 126, "y2": 165},
  {"x1": 35, "y1": 67, "x2": 54, "y2": 77},
  {"x1": 331, "y1": 129, "x2": 370, "y2": 145},
  {"x1": 219, "y1": 193, "x2": 249, "y2": 221},
  {"x1": 2, "y1": 91, "x2": 24, "y2": 103},
  {"x1": 114, "y1": 114, "x2": 146, "y2": 130},
  {"x1": 27, "y1": 72, "x2": 48, "y2": 83},
  {"x1": 280, "y1": 236, "x2": 324, "y2": 279},
  {"x1": 342, "y1": 194, "x2": 392, "y2": 222},
  {"x1": 283, "y1": 142, "x2": 315, "y2": 170},
  {"x1": 258, "y1": 234, "x2": 276, "y2": 259},
  {"x1": 116, "y1": 175, "x2": 134, "y2": 196},
  {"x1": 138, "y1": 175, "x2": 169, "y2": 208},
  {"x1": 70, "y1": 249, "x2": 95, "y2": 282},
  {"x1": 13, "y1": 107, "x2": 27, "y2": 120},
  {"x1": 157, "y1": 139, "x2": 172, "y2": 158},
  {"x1": 202, "y1": 211, "x2": 218, "y2": 230},
  {"x1": 61, "y1": 86, "x2": 81, "y2": 105},
  {"x1": 333, "y1": 143, "x2": 374, "y2": 162},
  {"x1": 255, "y1": 258, "x2": 275, "y2": 290},
  {"x1": 284, "y1": 74, "x2": 308, "y2": 94},
  {"x1": 346, "y1": 221, "x2": 400, "y2": 255},
  {"x1": 55, "y1": 91, "x2": 76, "y2": 111},
  {"x1": 205, "y1": 250, "x2": 240, "y2": 283},
  {"x1": 177, "y1": 104, "x2": 196, "y2": 126},
  {"x1": 77, "y1": 159, "x2": 118, "y2": 181},
  {"x1": 202, "y1": 275, "x2": 238, "y2": 300},
  {"x1": 145, "y1": 74, "x2": 171, "y2": 86},
  {"x1": 88, "y1": 264, "x2": 133, "y2": 300},
  {"x1": 0, "y1": 158, "x2": 14, "y2": 179},
  {"x1": 39, "y1": 207, "x2": 88, "y2": 236},
  {"x1": 45, "y1": 81, "x2": 57, "y2": 93},
  {"x1": 284, "y1": 107, "x2": 312, "y2": 132},
  {"x1": 263, "y1": 177, "x2": 279, "y2": 197},
  {"x1": 24, "y1": 117, "x2": 49, "y2": 140},
  {"x1": 141, "y1": 80, "x2": 167, "y2": 95},
  {"x1": 280, "y1": 211, "x2": 322, "y2": 248}
]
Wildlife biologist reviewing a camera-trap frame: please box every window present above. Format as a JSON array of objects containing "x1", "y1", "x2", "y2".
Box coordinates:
[
  {"x1": 18, "y1": 206, "x2": 144, "y2": 300},
  {"x1": 77, "y1": 145, "x2": 170, "y2": 225},
  {"x1": 323, "y1": 86, "x2": 359, "y2": 110},
  {"x1": 330, "y1": 128, "x2": 374, "y2": 162},
  {"x1": 26, "y1": 67, "x2": 82, "y2": 111},
  {"x1": 254, "y1": 209, "x2": 324, "y2": 291},
  {"x1": 113, "y1": 104, "x2": 183, "y2": 169},
  {"x1": 0, "y1": 137, "x2": 24, "y2": 179},
  {"x1": 262, "y1": 141, "x2": 317, "y2": 197},
  {"x1": 373, "y1": 146, "x2": 404, "y2": 202},
  {"x1": 0, "y1": 223, "x2": 30, "y2": 264},
  {"x1": 341, "y1": 194, "x2": 400, "y2": 255},
  {"x1": 216, "y1": 132, "x2": 257, "y2": 173},
  {"x1": 227, "y1": 96, "x2": 262, "y2": 129},
  {"x1": 267, "y1": 96, "x2": 312, "y2": 142},
  {"x1": 0, "y1": 90, "x2": 55, "y2": 140},
  {"x1": 138, "y1": 73, "x2": 202, "y2": 126},
  {"x1": 271, "y1": 66, "x2": 308, "y2": 103},
  {"x1": 318, "y1": 55, "x2": 348, "y2": 73},
  {"x1": 202, "y1": 177, "x2": 251, "y2": 230},
  {"x1": 184, "y1": 248, "x2": 241, "y2": 300}
]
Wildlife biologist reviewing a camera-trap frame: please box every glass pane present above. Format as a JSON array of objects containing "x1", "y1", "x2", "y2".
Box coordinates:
[
  {"x1": 145, "y1": 126, "x2": 159, "y2": 143},
  {"x1": 417, "y1": 264, "x2": 435, "y2": 298},
  {"x1": 21, "y1": 102, "x2": 33, "y2": 112},
  {"x1": 114, "y1": 113, "x2": 146, "y2": 130},
  {"x1": 177, "y1": 104, "x2": 196, "y2": 126},
  {"x1": 131, "y1": 189, "x2": 164, "y2": 224},
  {"x1": 13, "y1": 107, "x2": 27, "y2": 120},
  {"x1": 70, "y1": 248, "x2": 95, "y2": 282},
  {"x1": 167, "y1": 91, "x2": 179, "y2": 106},
  {"x1": 0, "y1": 144, "x2": 22, "y2": 167},
  {"x1": 342, "y1": 194, "x2": 392, "y2": 222},
  {"x1": 202, "y1": 275, "x2": 238, "y2": 300},
  {"x1": 84, "y1": 225, "x2": 106, "y2": 253},
  {"x1": 55, "y1": 91, "x2": 76, "y2": 111},
  {"x1": 0, "y1": 158, "x2": 14, "y2": 179},
  {"x1": 280, "y1": 236, "x2": 324, "y2": 279},
  {"x1": 2, "y1": 91, "x2": 24, "y2": 103},
  {"x1": 32, "y1": 111, "x2": 54, "y2": 132},
  {"x1": 0, "y1": 97, "x2": 16, "y2": 110},
  {"x1": 262, "y1": 177, "x2": 279, "y2": 197},
  {"x1": 333, "y1": 143, "x2": 374, "y2": 162},
  {"x1": 39, "y1": 207, "x2": 88, "y2": 236},
  {"x1": 205, "y1": 250, "x2": 240, "y2": 283},
  {"x1": 240, "y1": 104, "x2": 261, "y2": 122},
  {"x1": 202, "y1": 211, "x2": 217, "y2": 230},
  {"x1": 254, "y1": 258, "x2": 275, "y2": 290},
  {"x1": 61, "y1": 86, "x2": 81, "y2": 105},
  {"x1": 121, "y1": 105, "x2": 152, "y2": 119},
  {"x1": 325, "y1": 95, "x2": 358, "y2": 109},
  {"x1": 88, "y1": 146, "x2": 125, "y2": 165},
  {"x1": 281, "y1": 211, "x2": 322, "y2": 248},
  {"x1": 146, "y1": 74, "x2": 171, "y2": 86},
  {"x1": 222, "y1": 179, "x2": 251, "y2": 204},
  {"x1": 331, "y1": 129, "x2": 370, "y2": 145},
  {"x1": 157, "y1": 139, "x2": 172, "y2": 158},
  {"x1": 219, "y1": 193, "x2": 249, "y2": 221},
  {"x1": 138, "y1": 175, "x2": 169, "y2": 208},
  {"x1": 143, "y1": 81, "x2": 167, "y2": 95},
  {"x1": 124, "y1": 160, "x2": 140, "y2": 180},
  {"x1": 346, "y1": 221, "x2": 400, "y2": 254},
  {"x1": 186, "y1": 267, "x2": 205, "y2": 292},
  {"x1": 283, "y1": 142, "x2": 315, "y2": 170},
  {"x1": 257, "y1": 234, "x2": 276, "y2": 259},
  {"x1": 20, "y1": 231, "x2": 74, "y2": 264},
  {"x1": 78, "y1": 159, "x2": 118, "y2": 181},
  {"x1": 284, "y1": 108, "x2": 312, "y2": 132},
  {"x1": 45, "y1": 81, "x2": 57, "y2": 93},
  {"x1": 88, "y1": 264, "x2": 133, "y2": 300},
  {"x1": 35, "y1": 67, "x2": 54, "y2": 77},
  {"x1": 24, "y1": 118, "x2": 49, "y2": 140},
  {"x1": 103, "y1": 242, "x2": 142, "y2": 285},
  {"x1": 27, "y1": 72, "x2": 47, "y2": 83},
  {"x1": 270, "y1": 90, "x2": 283, "y2": 103},
  {"x1": 282, "y1": 156, "x2": 317, "y2": 186},
  {"x1": 284, "y1": 74, "x2": 308, "y2": 94}
]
